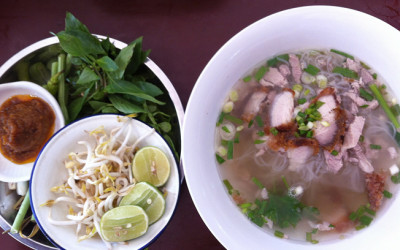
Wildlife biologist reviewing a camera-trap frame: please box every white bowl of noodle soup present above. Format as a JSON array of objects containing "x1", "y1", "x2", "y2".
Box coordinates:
[{"x1": 183, "y1": 6, "x2": 400, "y2": 250}]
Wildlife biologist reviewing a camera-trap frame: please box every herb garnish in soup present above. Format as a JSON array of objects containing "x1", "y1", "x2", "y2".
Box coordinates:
[{"x1": 215, "y1": 49, "x2": 400, "y2": 243}]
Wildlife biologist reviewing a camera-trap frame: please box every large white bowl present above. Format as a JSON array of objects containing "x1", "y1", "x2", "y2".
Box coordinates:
[
  {"x1": 30, "y1": 114, "x2": 180, "y2": 250},
  {"x1": 183, "y1": 6, "x2": 400, "y2": 250}
]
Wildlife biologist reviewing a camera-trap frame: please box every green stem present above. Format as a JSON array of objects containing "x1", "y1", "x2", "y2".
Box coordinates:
[
  {"x1": 369, "y1": 84, "x2": 400, "y2": 128},
  {"x1": 57, "y1": 53, "x2": 69, "y2": 122},
  {"x1": 65, "y1": 54, "x2": 72, "y2": 75},
  {"x1": 10, "y1": 191, "x2": 30, "y2": 234}
]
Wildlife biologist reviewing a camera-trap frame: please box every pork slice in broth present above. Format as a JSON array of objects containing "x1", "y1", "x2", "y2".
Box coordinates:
[
  {"x1": 270, "y1": 89, "x2": 294, "y2": 127},
  {"x1": 242, "y1": 89, "x2": 269, "y2": 122}
]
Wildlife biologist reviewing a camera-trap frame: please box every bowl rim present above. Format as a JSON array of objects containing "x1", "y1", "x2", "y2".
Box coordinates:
[
  {"x1": 29, "y1": 113, "x2": 181, "y2": 250},
  {"x1": 183, "y1": 5, "x2": 400, "y2": 250}
]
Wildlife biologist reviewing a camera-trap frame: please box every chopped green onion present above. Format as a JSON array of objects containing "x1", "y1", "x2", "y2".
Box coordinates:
[
  {"x1": 252, "y1": 177, "x2": 264, "y2": 189},
  {"x1": 223, "y1": 179, "x2": 233, "y2": 194},
  {"x1": 234, "y1": 132, "x2": 240, "y2": 143},
  {"x1": 267, "y1": 54, "x2": 289, "y2": 67},
  {"x1": 360, "y1": 104, "x2": 369, "y2": 108},
  {"x1": 315, "y1": 101, "x2": 325, "y2": 109},
  {"x1": 331, "y1": 150, "x2": 339, "y2": 156},
  {"x1": 304, "y1": 89, "x2": 310, "y2": 96},
  {"x1": 254, "y1": 139, "x2": 266, "y2": 144},
  {"x1": 355, "y1": 225, "x2": 366, "y2": 231},
  {"x1": 372, "y1": 73, "x2": 377, "y2": 79},
  {"x1": 217, "y1": 112, "x2": 225, "y2": 126},
  {"x1": 240, "y1": 203, "x2": 252, "y2": 209},
  {"x1": 332, "y1": 67, "x2": 359, "y2": 79},
  {"x1": 329, "y1": 224, "x2": 335, "y2": 228},
  {"x1": 217, "y1": 146, "x2": 227, "y2": 156},
  {"x1": 369, "y1": 144, "x2": 381, "y2": 150},
  {"x1": 274, "y1": 230, "x2": 285, "y2": 238},
  {"x1": 391, "y1": 104, "x2": 400, "y2": 117},
  {"x1": 227, "y1": 141, "x2": 234, "y2": 159},
  {"x1": 281, "y1": 175, "x2": 289, "y2": 189},
  {"x1": 221, "y1": 126, "x2": 230, "y2": 133},
  {"x1": 292, "y1": 84, "x2": 303, "y2": 92},
  {"x1": 224, "y1": 114, "x2": 244, "y2": 125},
  {"x1": 255, "y1": 115, "x2": 264, "y2": 127},
  {"x1": 243, "y1": 75, "x2": 252, "y2": 82},
  {"x1": 359, "y1": 88, "x2": 374, "y2": 101},
  {"x1": 369, "y1": 84, "x2": 400, "y2": 128},
  {"x1": 230, "y1": 90, "x2": 239, "y2": 102},
  {"x1": 306, "y1": 130, "x2": 313, "y2": 138},
  {"x1": 330, "y1": 49, "x2": 354, "y2": 59},
  {"x1": 306, "y1": 232, "x2": 319, "y2": 244},
  {"x1": 270, "y1": 127, "x2": 279, "y2": 136},
  {"x1": 216, "y1": 154, "x2": 225, "y2": 164},
  {"x1": 391, "y1": 173, "x2": 400, "y2": 184},
  {"x1": 359, "y1": 135, "x2": 365, "y2": 142},
  {"x1": 255, "y1": 66, "x2": 268, "y2": 81},
  {"x1": 304, "y1": 64, "x2": 320, "y2": 76},
  {"x1": 359, "y1": 215, "x2": 373, "y2": 226},
  {"x1": 221, "y1": 140, "x2": 229, "y2": 147},
  {"x1": 298, "y1": 98, "x2": 307, "y2": 104},
  {"x1": 311, "y1": 228, "x2": 318, "y2": 234},
  {"x1": 223, "y1": 101, "x2": 234, "y2": 113},
  {"x1": 316, "y1": 74, "x2": 328, "y2": 88},
  {"x1": 257, "y1": 131, "x2": 265, "y2": 136},
  {"x1": 383, "y1": 190, "x2": 392, "y2": 198},
  {"x1": 248, "y1": 119, "x2": 254, "y2": 128}
]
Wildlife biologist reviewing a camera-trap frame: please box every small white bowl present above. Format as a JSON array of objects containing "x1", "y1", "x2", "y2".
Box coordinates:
[
  {"x1": 0, "y1": 81, "x2": 64, "y2": 182},
  {"x1": 30, "y1": 114, "x2": 180, "y2": 250},
  {"x1": 183, "y1": 6, "x2": 400, "y2": 250}
]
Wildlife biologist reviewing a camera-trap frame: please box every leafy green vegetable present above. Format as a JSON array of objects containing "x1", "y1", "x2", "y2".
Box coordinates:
[
  {"x1": 304, "y1": 64, "x2": 320, "y2": 76},
  {"x1": 255, "y1": 66, "x2": 268, "y2": 81},
  {"x1": 359, "y1": 88, "x2": 374, "y2": 101},
  {"x1": 330, "y1": 49, "x2": 354, "y2": 60}
]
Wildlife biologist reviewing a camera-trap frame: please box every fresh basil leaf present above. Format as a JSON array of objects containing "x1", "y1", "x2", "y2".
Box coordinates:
[
  {"x1": 65, "y1": 12, "x2": 90, "y2": 33},
  {"x1": 101, "y1": 106, "x2": 119, "y2": 114},
  {"x1": 135, "y1": 81, "x2": 163, "y2": 97},
  {"x1": 159, "y1": 122, "x2": 172, "y2": 133},
  {"x1": 105, "y1": 79, "x2": 165, "y2": 105},
  {"x1": 89, "y1": 100, "x2": 109, "y2": 113},
  {"x1": 68, "y1": 86, "x2": 91, "y2": 121},
  {"x1": 96, "y1": 56, "x2": 118, "y2": 72},
  {"x1": 112, "y1": 43, "x2": 135, "y2": 79},
  {"x1": 76, "y1": 67, "x2": 100, "y2": 84},
  {"x1": 126, "y1": 37, "x2": 151, "y2": 74},
  {"x1": 57, "y1": 30, "x2": 105, "y2": 56},
  {"x1": 108, "y1": 94, "x2": 145, "y2": 113}
]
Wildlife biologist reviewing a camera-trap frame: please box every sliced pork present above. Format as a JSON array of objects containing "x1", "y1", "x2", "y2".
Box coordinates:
[
  {"x1": 345, "y1": 58, "x2": 361, "y2": 73},
  {"x1": 269, "y1": 89, "x2": 294, "y2": 128},
  {"x1": 288, "y1": 146, "x2": 313, "y2": 171},
  {"x1": 350, "y1": 144, "x2": 374, "y2": 173},
  {"x1": 289, "y1": 54, "x2": 302, "y2": 83},
  {"x1": 242, "y1": 89, "x2": 268, "y2": 122},
  {"x1": 342, "y1": 116, "x2": 365, "y2": 150},
  {"x1": 262, "y1": 67, "x2": 288, "y2": 87},
  {"x1": 279, "y1": 64, "x2": 291, "y2": 77},
  {"x1": 360, "y1": 68, "x2": 374, "y2": 84},
  {"x1": 344, "y1": 92, "x2": 379, "y2": 110},
  {"x1": 324, "y1": 149, "x2": 343, "y2": 173}
]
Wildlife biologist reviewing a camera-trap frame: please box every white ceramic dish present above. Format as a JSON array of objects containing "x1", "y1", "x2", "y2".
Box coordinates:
[
  {"x1": 183, "y1": 6, "x2": 400, "y2": 250},
  {"x1": 30, "y1": 114, "x2": 180, "y2": 250},
  {"x1": 0, "y1": 81, "x2": 64, "y2": 182}
]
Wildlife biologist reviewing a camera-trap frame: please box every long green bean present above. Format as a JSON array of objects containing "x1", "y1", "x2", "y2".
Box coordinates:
[
  {"x1": 10, "y1": 191, "x2": 30, "y2": 234},
  {"x1": 57, "y1": 53, "x2": 69, "y2": 122}
]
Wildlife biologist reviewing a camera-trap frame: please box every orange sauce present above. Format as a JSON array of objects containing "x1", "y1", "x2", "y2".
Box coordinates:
[{"x1": 0, "y1": 95, "x2": 55, "y2": 164}]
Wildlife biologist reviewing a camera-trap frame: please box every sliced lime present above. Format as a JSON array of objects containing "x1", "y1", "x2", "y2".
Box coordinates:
[
  {"x1": 120, "y1": 182, "x2": 166, "y2": 225},
  {"x1": 132, "y1": 146, "x2": 170, "y2": 187},
  {"x1": 100, "y1": 205, "x2": 148, "y2": 242}
]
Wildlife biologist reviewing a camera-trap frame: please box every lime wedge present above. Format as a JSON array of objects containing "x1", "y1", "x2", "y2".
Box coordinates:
[
  {"x1": 100, "y1": 205, "x2": 148, "y2": 242},
  {"x1": 120, "y1": 182, "x2": 166, "y2": 225},
  {"x1": 132, "y1": 146, "x2": 171, "y2": 187}
]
